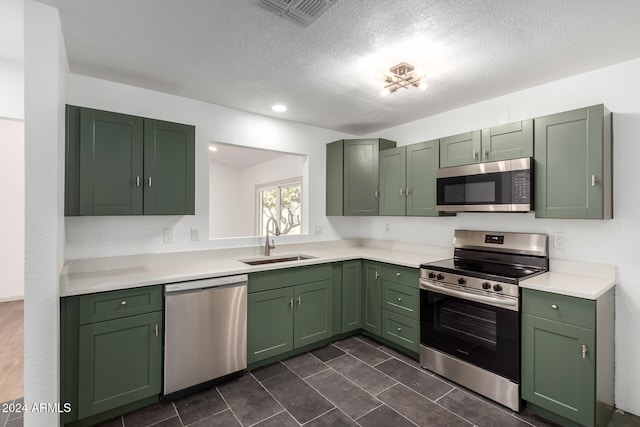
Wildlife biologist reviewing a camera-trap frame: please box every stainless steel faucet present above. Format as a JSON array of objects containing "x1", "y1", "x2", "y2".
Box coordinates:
[{"x1": 264, "y1": 217, "x2": 281, "y2": 256}]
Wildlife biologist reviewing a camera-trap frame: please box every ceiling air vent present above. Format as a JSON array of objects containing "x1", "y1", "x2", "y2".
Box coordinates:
[{"x1": 253, "y1": 0, "x2": 339, "y2": 27}]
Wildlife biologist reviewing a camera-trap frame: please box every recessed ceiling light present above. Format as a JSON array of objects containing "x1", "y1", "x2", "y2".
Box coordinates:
[
  {"x1": 272, "y1": 104, "x2": 287, "y2": 112},
  {"x1": 209, "y1": 145, "x2": 218, "y2": 152}
]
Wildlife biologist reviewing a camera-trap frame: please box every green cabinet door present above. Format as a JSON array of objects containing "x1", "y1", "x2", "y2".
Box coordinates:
[
  {"x1": 361, "y1": 261, "x2": 381, "y2": 335},
  {"x1": 70, "y1": 106, "x2": 144, "y2": 216},
  {"x1": 439, "y1": 130, "x2": 481, "y2": 167},
  {"x1": 326, "y1": 140, "x2": 345, "y2": 216},
  {"x1": 406, "y1": 140, "x2": 439, "y2": 216},
  {"x1": 77, "y1": 311, "x2": 162, "y2": 419},
  {"x1": 522, "y1": 314, "x2": 596, "y2": 426},
  {"x1": 341, "y1": 261, "x2": 362, "y2": 332},
  {"x1": 143, "y1": 119, "x2": 195, "y2": 215},
  {"x1": 294, "y1": 280, "x2": 333, "y2": 347},
  {"x1": 481, "y1": 119, "x2": 533, "y2": 162},
  {"x1": 343, "y1": 139, "x2": 396, "y2": 216},
  {"x1": 534, "y1": 105, "x2": 612, "y2": 219},
  {"x1": 247, "y1": 287, "x2": 295, "y2": 364},
  {"x1": 379, "y1": 147, "x2": 406, "y2": 216}
]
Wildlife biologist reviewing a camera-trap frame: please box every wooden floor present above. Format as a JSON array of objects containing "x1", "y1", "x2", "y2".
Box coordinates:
[{"x1": 0, "y1": 300, "x2": 23, "y2": 403}]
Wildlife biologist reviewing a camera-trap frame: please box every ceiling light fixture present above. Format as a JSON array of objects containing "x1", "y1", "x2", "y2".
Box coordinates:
[
  {"x1": 376, "y1": 62, "x2": 427, "y2": 96},
  {"x1": 271, "y1": 104, "x2": 287, "y2": 112}
]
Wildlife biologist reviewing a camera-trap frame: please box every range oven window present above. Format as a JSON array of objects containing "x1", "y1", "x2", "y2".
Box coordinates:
[{"x1": 420, "y1": 289, "x2": 519, "y2": 382}]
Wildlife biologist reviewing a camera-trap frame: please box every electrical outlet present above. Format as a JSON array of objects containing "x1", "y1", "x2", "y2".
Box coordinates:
[
  {"x1": 385, "y1": 224, "x2": 391, "y2": 233},
  {"x1": 190, "y1": 228, "x2": 200, "y2": 241},
  {"x1": 163, "y1": 228, "x2": 174, "y2": 244},
  {"x1": 553, "y1": 232, "x2": 566, "y2": 249}
]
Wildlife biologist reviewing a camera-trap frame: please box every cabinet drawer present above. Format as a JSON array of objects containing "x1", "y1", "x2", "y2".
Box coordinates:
[
  {"x1": 381, "y1": 265, "x2": 418, "y2": 288},
  {"x1": 79, "y1": 286, "x2": 163, "y2": 325},
  {"x1": 380, "y1": 310, "x2": 419, "y2": 353},
  {"x1": 522, "y1": 289, "x2": 595, "y2": 329},
  {"x1": 381, "y1": 280, "x2": 419, "y2": 320}
]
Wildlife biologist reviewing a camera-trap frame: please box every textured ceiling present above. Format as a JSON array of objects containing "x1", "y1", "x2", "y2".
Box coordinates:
[{"x1": 37, "y1": 0, "x2": 640, "y2": 135}]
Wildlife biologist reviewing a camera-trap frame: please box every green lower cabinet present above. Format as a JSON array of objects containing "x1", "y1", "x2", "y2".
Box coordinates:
[
  {"x1": 78, "y1": 311, "x2": 162, "y2": 418},
  {"x1": 521, "y1": 288, "x2": 615, "y2": 427},
  {"x1": 341, "y1": 261, "x2": 362, "y2": 332},
  {"x1": 247, "y1": 287, "x2": 295, "y2": 364},
  {"x1": 381, "y1": 280, "x2": 419, "y2": 319},
  {"x1": 247, "y1": 279, "x2": 333, "y2": 364},
  {"x1": 522, "y1": 314, "x2": 595, "y2": 426},
  {"x1": 361, "y1": 262, "x2": 381, "y2": 334},
  {"x1": 380, "y1": 310, "x2": 419, "y2": 353}
]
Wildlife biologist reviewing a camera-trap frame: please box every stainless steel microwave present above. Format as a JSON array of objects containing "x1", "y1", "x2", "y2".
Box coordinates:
[{"x1": 436, "y1": 157, "x2": 533, "y2": 212}]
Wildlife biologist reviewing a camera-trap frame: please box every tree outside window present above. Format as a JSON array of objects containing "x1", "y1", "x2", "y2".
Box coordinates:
[{"x1": 257, "y1": 181, "x2": 302, "y2": 236}]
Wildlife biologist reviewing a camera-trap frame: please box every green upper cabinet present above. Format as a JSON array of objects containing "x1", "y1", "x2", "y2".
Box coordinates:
[
  {"x1": 439, "y1": 130, "x2": 481, "y2": 167},
  {"x1": 326, "y1": 138, "x2": 396, "y2": 216},
  {"x1": 440, "y1": 120, "x2": 533, "y2": 168},
  {"x1": 379, "y1": 147, "x2": 406, "y2": 215},
  {"x1": 534, "y1": 105, "x2": 612, "y2": 219},
  {"x1": 65, "y1": 105, "x2": 195, "y2": 216},
  {"x1": 379, "y1": 140, "x2": 440, "y2": 217},
  {"x1": 480, "y1": 119, "x2": 533, "y2": 162},
  {"x1": 143, "y1": 119, "x2": 195, "y2": 215}
]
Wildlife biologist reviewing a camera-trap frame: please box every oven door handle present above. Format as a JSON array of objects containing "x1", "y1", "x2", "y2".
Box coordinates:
[{"x1": 420, "y1": 281, "x2": 518, "y2": 309}]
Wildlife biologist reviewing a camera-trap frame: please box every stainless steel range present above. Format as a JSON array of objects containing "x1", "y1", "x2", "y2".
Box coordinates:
[{"x1": 419, "y1": 230, "x2": 548, "y2": 411}]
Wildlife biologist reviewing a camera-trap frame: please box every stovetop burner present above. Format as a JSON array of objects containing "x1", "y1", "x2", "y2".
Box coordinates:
[{"x1": 419, "y1": 258, "x2": 544, "y2": 284}]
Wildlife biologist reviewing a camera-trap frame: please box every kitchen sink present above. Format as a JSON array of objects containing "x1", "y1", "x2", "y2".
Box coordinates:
[{"x1": 240, "y1": 254, "x2": 315, "y2": 266}]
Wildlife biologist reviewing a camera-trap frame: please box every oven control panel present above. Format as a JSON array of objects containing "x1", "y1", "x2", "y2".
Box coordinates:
[{"x1": 419, "y1": 269, "x2": 519, "y2": 298}]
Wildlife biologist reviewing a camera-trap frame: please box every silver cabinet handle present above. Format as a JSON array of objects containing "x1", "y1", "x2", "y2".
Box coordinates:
[
  {"x1": 473, "y1": 150, "x2": 478, "y2": 160},
  {"x1": 136, "y1": 176, "x2": 140, "y2": 187},
  {"x1": 397, "y1": 327, "x2": 402, "y2": 332},
  {"x1": 148, "y1": 177, "x2": 153, "y2": 187},
  {"x1": 484, "y1": 149, "x2": 489, "y2": 159},
  {"x1": 121, "y1": 300, "x2": 127, "y2": 306},
  {"x1": 289, "y1": 297, "x2": 294, "y2": 308},
  {"x1": 591, "y1": 175, "x2": 597, "y2": 187},
  {"x1": 396, "y1": 272, "x2": 401, "y2": 277},
  {"x1": 400, "y1": 188, "x2": 404, "y2": 196},
  {"x1": 375, "y1": 271, "x2": 380, "y2": 279},
  {"x1": 582, "y1": 344, "x2": 588, "y2": 359},
  {"x1": 374, "y1": 190, "x2": 379, "y2": 199},
  {"x1": 297, "y1": 296, "x2": 301, "y2": 306},
  {"x1": 406, "y1": 187, "x2": 411, "y2": 196},
  {"x1": 551, "y1": 304, "x2": 558, "y2": 310},
  {"x1": 397, "y1": 297, "x2": 402, "y2": 302},
  {"x1": 155, "y1": 324, "x2": 159, "y2": 337}
]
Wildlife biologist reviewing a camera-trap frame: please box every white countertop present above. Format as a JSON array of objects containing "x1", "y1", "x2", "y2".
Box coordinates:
[
  {"x1": 60, "y1": 239, "x2": 452, "y2": 297},
  {"x1": 520, "y1": 259, "x2": 616, "y2": 300},
  {"x1": 60, "y1": 239, "x2": 617, "y2": 300}
]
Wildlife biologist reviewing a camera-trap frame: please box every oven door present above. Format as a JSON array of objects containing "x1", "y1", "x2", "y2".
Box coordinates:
[
  {"x1": 420, "y1": 280, "x2": 520, "y2": 382},
  {"x1": 436, "y1": 158, "x2": 531, "y2": 212}
]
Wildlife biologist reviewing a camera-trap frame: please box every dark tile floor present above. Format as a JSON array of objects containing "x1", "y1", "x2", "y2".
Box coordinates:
[{"x1": 2, "y1": 335, "x2": 640, "y2": 427}]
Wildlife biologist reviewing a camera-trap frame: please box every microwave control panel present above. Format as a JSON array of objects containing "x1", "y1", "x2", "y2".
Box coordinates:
[{"x1": 512, "y1": 171, "x2": 530, "y2": 203}]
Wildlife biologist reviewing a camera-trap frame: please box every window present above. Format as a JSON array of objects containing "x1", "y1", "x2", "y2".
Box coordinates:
[{"x1": 256, "y1": 180, "x2": 302, "y2": 236}]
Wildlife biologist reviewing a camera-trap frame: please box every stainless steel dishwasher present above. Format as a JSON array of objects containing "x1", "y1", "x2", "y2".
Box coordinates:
[{"x1": 163, "y1": 274, "x2": 247, "y2": 399}]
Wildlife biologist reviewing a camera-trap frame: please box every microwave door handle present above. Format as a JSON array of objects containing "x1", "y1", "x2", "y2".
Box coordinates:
[{"x1": 420, "y1": 281, "x2": 517, "y2": 308}]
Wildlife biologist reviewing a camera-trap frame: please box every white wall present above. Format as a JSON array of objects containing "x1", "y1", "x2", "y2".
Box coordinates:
[
  {"x1": 0, "y1": 118, "x2": 24, "y2": 301},
  {"x1": 331, "y1": 57, "x2": 640, "y2": 415},
  {"x1": 65, "y1": 75, "x2": 352, "y2": 259},
  {"x1": 209, "y1": 160, "x2": 246, "y2": 238},
  {"x1": 0, "y1": 58, "x2": 24, "y2": 120},
  {"x1": 24, "y1": 1, "x2": 68, "y2": 425}
]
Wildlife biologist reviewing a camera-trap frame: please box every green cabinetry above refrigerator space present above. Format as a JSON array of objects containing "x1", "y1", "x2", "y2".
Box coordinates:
[
  {"x1": 65, "y1": 105, "x2": 195, "y2": 216},
  {"x1": 326, "y1": 138, "x2": 396, "y2": 216},
  {"x1": 379, "y1": 140, "x2": 440, "y2": 217},
  {"x1": 534, "y1": 104, "x2": 612, "y2": 219}
]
